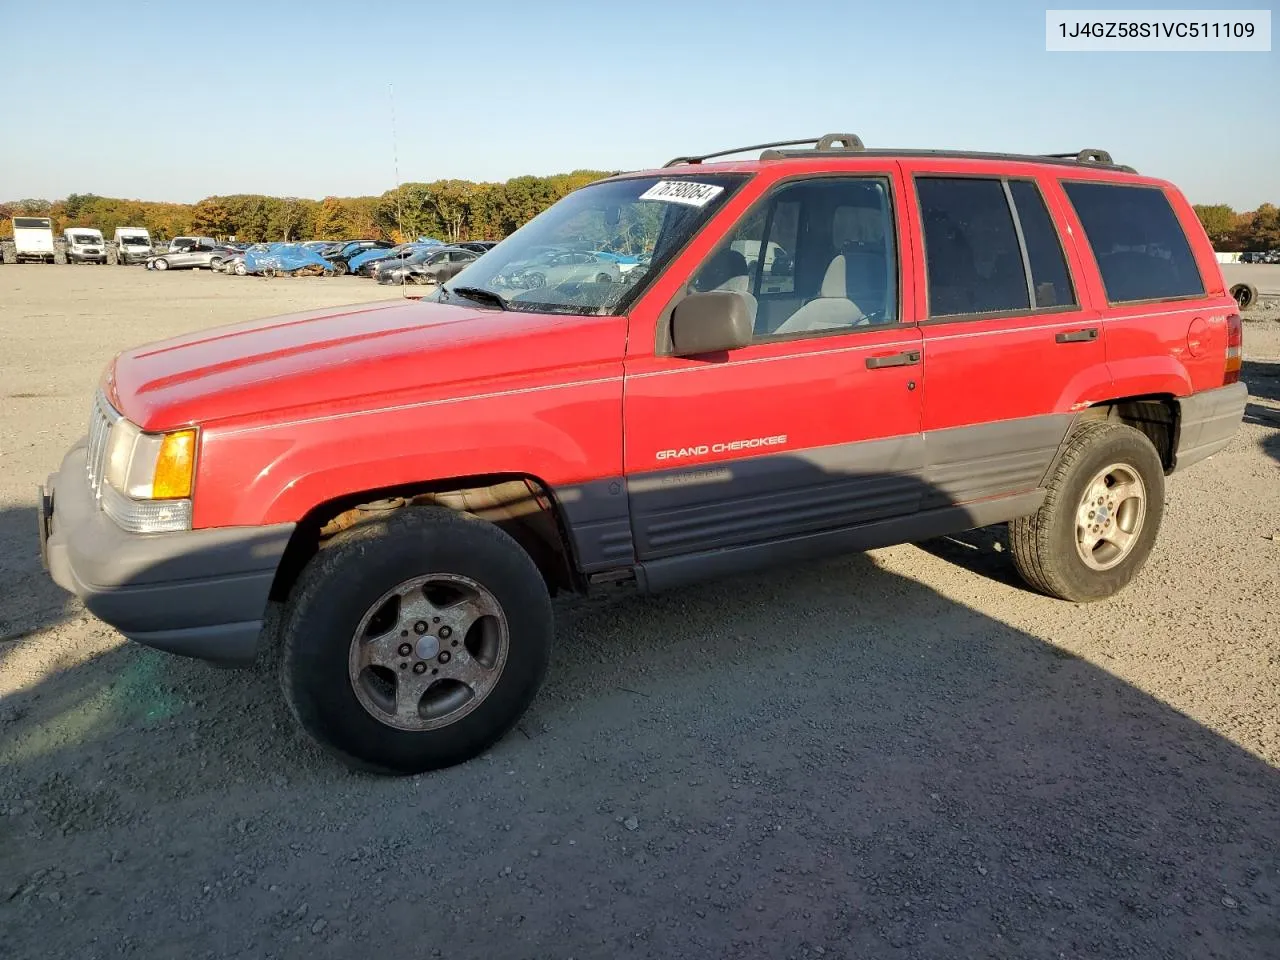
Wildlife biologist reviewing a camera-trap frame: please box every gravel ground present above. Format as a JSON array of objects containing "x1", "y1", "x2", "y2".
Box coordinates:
[{"x1": 1, "y1": 267, "x2": 1278, "y2": 960}]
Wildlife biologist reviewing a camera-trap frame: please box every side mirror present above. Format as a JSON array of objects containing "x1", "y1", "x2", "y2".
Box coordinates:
[{"x1": 671, "y1": 291, "x2": 754, "y2": 357}]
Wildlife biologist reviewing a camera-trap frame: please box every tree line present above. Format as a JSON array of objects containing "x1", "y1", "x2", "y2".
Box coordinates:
[
  {"x1": 0, "y1": 170, "x2": 615, "y2": 245},
  {"x1": 1191, "y1": 203, "x2": 1280, "y2": 252},
  {"x1": 4, "y1": 180, "x2": 1278, "y2": 253}
]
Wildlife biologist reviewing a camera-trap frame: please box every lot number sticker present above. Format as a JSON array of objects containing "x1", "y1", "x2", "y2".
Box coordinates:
[{"x1": 639, "y1": 180, "x2": 725, "y2": 207}]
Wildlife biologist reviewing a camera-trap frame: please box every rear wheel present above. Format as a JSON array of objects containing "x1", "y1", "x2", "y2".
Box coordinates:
[
  {"x1": 1010, "y1": 421, "x2": 1164, "y2": 602},
  {"x1": 280, "y1": 506, "x2": 553, "y2": 774}
]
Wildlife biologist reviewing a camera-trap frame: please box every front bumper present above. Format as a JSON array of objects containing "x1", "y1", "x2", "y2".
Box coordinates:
[{"x1": 39, "y1": 441, "x2": 295, "y2": 665}]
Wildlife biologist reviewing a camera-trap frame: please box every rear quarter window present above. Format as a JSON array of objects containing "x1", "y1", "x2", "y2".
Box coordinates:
[{"x1": 1062, "y1": 182, "x2": 1204, "y2": 303}]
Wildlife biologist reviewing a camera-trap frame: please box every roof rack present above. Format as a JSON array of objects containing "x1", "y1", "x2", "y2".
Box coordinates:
[
  {"x1": 663, "y1": 134, "x2": 864, "y2": 167},
  {"x1": 664, "y1": 134, "x2": 1135, "y2": 173}
]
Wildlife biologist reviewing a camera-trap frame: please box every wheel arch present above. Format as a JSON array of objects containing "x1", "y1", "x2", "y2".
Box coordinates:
[
  {"x1": 268, "y1": 472, "x2": 587, "y2": 605},
  {"x1": 1067, "y1": 392, "x2": 1182, "y2": 473}
]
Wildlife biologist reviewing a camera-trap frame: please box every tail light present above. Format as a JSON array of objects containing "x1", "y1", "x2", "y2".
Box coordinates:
[{"x1": 1224, "y1": 311, "x2": 1242, "y2": 384}]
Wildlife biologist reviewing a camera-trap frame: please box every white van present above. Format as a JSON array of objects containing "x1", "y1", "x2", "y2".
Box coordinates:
[
  {"x1": 12, "y1": 216, "x2": 56, "y2": 263},
  {"x1": 114, "y1": 227, "x2": 153, "y2": 265},
  {"x1": 64, "y1": 228, "x2": 106, "y2": 264}
]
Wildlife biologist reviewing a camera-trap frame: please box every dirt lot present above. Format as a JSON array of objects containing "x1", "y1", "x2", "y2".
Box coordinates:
[{"x1": 1, "y1": 266, "x2": 1278, "y2": 960}]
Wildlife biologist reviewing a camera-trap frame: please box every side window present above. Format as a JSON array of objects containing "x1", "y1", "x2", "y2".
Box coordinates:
[
  {"x1": 690, "y1": 177, "x2": 898, "y2": 339},
  {"x1": 917, "y1": 177, "x2": 1028, "y2": 317},
  {"x1": 1008, "y1": 180, "x2": 1076, "y2": 308},
  {"x1": 1062, "y1": 181, "x2": 1204, "y2": 303}
]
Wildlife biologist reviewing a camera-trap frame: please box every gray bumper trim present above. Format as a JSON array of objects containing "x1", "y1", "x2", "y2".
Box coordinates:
[
  {"x1": 1173, "y1": 381, "x2": 1248, "y2": 473},
  {"x1": 44, "y1": 442, "x2": 295, "y2": 666}
]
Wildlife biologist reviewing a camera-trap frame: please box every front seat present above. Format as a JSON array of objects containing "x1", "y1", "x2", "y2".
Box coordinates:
[
  {"x1": 771, "y1": 255, "x2": 866, "y2": 335},
  {"x1": 692, "y1": 247, "x2": 758, "y2": 323}
]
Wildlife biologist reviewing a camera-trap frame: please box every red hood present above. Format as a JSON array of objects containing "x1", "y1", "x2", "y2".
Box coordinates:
[{"x1": 106, "y1": 298, "x2": 625, "y2": 432}]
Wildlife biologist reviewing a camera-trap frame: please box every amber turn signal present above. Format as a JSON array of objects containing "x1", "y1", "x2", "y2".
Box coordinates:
[{"x1": 152, "y1": 430, "x2": 196, "y2": 499}]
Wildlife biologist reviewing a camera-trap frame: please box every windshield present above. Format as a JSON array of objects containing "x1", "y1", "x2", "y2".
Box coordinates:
[
  {"x1": 71, "y1": 234, "x2": 100, "y2": 245},
  {"x1": 121, "y1": 236, "x2": 149, "y2": 246},
  {"x1": 437, "y1": 173, "x2": 746, "y2": 315}
]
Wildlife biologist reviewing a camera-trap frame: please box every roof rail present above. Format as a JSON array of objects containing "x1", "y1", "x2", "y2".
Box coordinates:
[
  {"x1": 665, "y1": 133, "x2": 867, "y2": 167},
  {"x1": 665, "y1": 136, "x2": 1134, "y2": 173},
  {"x1": 1042, "y1": 148, "x2": 1116, "y2": 165}
]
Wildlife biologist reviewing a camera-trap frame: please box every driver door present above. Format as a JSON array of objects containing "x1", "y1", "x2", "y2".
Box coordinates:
[{"x1": 622, "y1": 171, "x2": 926, "y2": 570}]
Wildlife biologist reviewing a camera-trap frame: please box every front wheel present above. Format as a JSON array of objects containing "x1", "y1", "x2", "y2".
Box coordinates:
[
  {"x1": 280, "y1": 506, "x2": 553, "y2": 774},
  {"x1": 1010, "y1": 421, "x2": 1164, "y2": 602},
  {"x1": 152, "y1": 258, "x2": 169, "y2": 271}
]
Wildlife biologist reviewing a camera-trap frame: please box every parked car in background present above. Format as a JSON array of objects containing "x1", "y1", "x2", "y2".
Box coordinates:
[
  {"x1": 168, "y1": 236, "x2": 218, "y2": 253},
  {"x1": 63, "y1": 228, "x2": 107, "y2": 264},
  {"x1": 12, "y1": 216, "x2": 56, "y2": 263},
  {"x1": 322, "y1": 239, "x2": 396, "y2": 274},
  {"x1": 494, "y1": 248, "x2": 621, "y2": 291},
  {"x1": 114, "y1": 227, "x2": 153, "y2": 264},
  {"x1": 147, "y1": 242, "x2": 240, "y2": 271},
  {"x1": 351, "y1": 241, "x2": 434, "y2": 277},
  {"x1": 452, "y1": 241, "x2": 498, "y2": 254},
  {"x1": 374, "y1": 245, "x2": 480, "y2": 285},
  {"x1": 590, "y1": 250, "x2": 642, "y2": 275}
]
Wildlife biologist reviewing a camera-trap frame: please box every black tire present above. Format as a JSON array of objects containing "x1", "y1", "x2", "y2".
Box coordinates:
[
  {"x1": 596, "y1": 272, "x2": 612, "y2": 283},
  {"x1": 280, "y1": 506, "x2": 553, "y2": 774},
  {"x1": 1231, "y1": 283, "x2": 1257, "y2": 311},
  {"x1": 332, "y1": 260, "x2": 348, "y2": 276},
  {"x1": 210, "y1": 257, "x2": 224, "y2": 271},
  {"x1": 153, "y1": 257, "x2": 169, "y2": 271},
  {"x1": 1010, "y1": 421, "x2": 1164, "y2": 602}
]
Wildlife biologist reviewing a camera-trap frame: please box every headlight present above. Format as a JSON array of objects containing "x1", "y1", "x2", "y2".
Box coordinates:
[
  {"x1": 101, "y1": 420, "x2": 197, "y2": 532},
  {"x1": 105, "y1": 422, "x2": 196, "y2": 498}
]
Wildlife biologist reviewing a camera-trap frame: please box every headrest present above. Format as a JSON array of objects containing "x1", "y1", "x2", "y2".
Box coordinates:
[{"x1": 820, "y1": 255, "x2": 847, "y2": 298}]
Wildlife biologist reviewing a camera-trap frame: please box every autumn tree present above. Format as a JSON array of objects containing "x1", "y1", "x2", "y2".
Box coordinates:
[
  {"x1": 191, "y1": 198, "x2": 234, "y2": 236},
  {"x1": 1193, "y1": 204, "x2": 1237, "y2": 247}
]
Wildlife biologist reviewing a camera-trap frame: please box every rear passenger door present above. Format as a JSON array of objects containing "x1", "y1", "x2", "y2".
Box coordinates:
[
  {"x1": 902, "y1": 165, "x2": 1111, "y2": 506},
  {"x1": 623, "y1": 173, "x2": 925, "y2": 563},
  {"x1": 1056, "y1": 179, "x2": 1221, "y2": 397}
]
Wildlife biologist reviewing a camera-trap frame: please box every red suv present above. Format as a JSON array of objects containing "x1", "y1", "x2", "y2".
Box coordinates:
[{"x1": 38, "y1": 134, "x2": 1247, "y2": 773}]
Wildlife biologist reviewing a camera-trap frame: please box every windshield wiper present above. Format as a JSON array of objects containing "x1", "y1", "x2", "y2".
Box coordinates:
[{"x1": 444, "y1": 285, "x2": 508, "y2": 311}]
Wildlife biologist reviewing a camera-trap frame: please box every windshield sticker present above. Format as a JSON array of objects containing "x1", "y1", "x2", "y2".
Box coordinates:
[{"x1": 639, "y1": 180, "x2": 725, "y2": 207}]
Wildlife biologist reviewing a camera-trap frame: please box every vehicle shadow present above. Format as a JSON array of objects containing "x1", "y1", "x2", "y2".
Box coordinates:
[
  {"x1": 0, "y1": 505, "x2": 77, "y2": 643},
  {"x1": 1, "y1": 465, "x2": 1277, "y2": 959},
  {"x1": 1242, "y1": 358, "x2": 1280, "y2": 403}
]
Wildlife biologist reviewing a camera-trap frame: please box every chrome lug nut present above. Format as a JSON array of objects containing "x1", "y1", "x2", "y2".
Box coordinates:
[
  {"x1": 398, "y1": 643, "x2": 412, "y2": 656},
  {"x1": 438, "y1": 650, "x2": 452, "y2": 664},
  {"x1": 439, "y1": 625, "x2": 452, "y2": 640},
  {"x1": 412, "y1": 662, "x2": 427, "y2": 674},
  {"x1": 414, "y1": 621, "x2": 428, "y2": 635}
]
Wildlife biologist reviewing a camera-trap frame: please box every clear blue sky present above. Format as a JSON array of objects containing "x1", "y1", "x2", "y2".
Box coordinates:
[{"x1": 1, "y1": 0, "x2": 1276, "y2": 208}]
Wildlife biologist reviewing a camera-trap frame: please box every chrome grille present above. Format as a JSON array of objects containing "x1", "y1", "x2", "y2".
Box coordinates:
[{"x1": 86, "y1": 390, "x2": 121, "y2": 503}]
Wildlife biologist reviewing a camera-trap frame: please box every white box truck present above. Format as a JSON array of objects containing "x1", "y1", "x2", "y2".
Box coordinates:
[
  {"x1": 12, "y1": 216, "x2": 56, "y2": 263},
  {"x1": 114, "y1": 226, "x2": 153, "y2": 265},
  {"x1": 64, "y1": 227, "x2": 106, "y2": 264}
]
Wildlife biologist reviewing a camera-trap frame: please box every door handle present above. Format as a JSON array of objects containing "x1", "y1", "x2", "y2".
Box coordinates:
[
  {"x1": 865, "y1": 350, "x2": 921, "y2": 369},
  {"x1": 1055, "y1": 327, "x2": 1099, "y2": 344}
]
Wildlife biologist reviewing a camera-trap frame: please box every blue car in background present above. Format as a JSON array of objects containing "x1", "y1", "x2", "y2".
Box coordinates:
[
  {"x1": 591, "y1": 250, "x2": 642, "y2": 275},
  {"x1": 349, "y1": 240, "x2": 441, "y2": 276}
]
